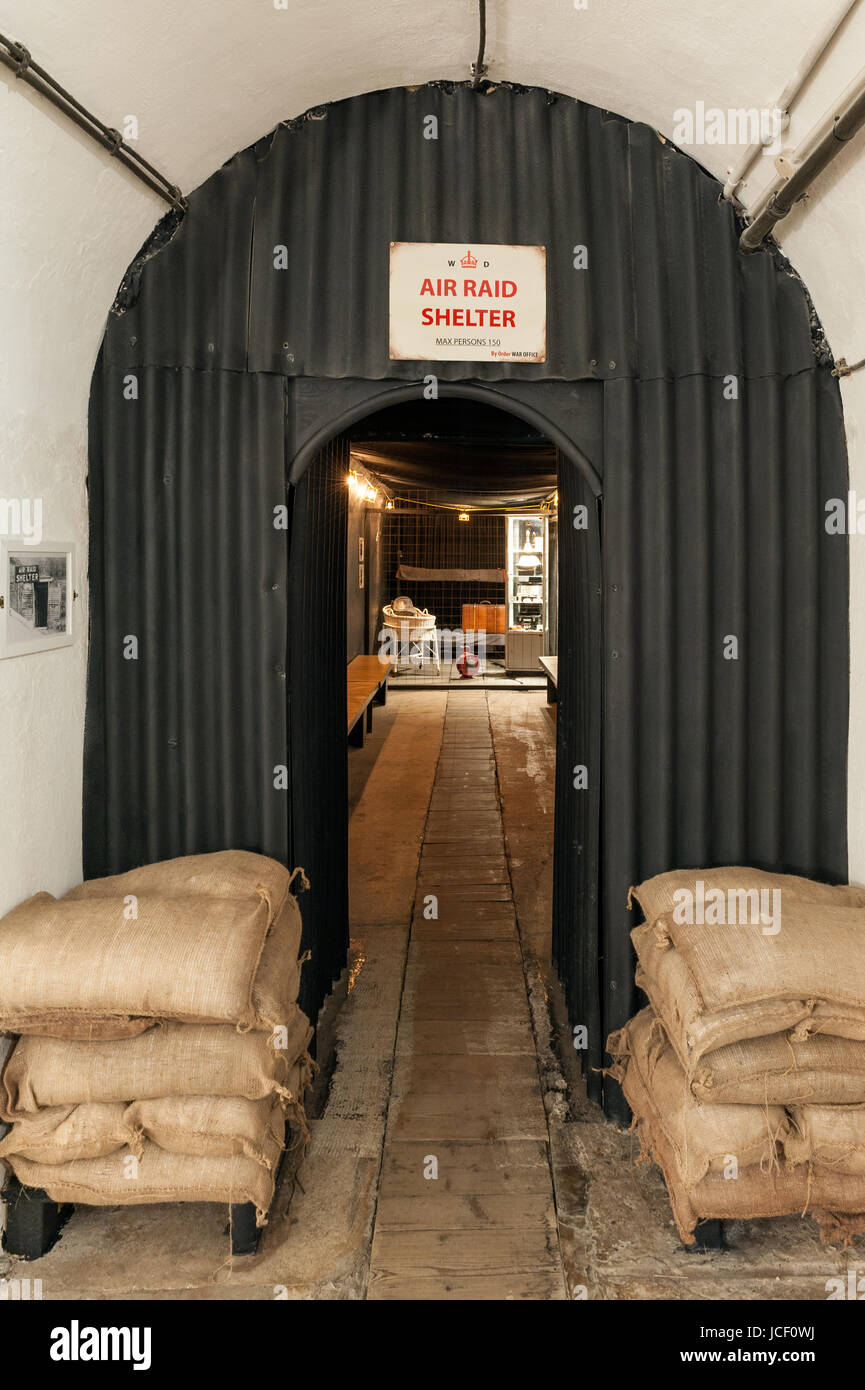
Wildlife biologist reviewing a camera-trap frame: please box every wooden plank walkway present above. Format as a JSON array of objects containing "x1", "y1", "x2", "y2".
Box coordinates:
[{"x1": 367, "y1": 691, "x2": 567, "y2": 1300}]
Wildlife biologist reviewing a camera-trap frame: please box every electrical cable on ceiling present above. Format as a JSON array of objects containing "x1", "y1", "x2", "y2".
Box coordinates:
[
  {"x1": 384, "y1": 493, "x2": 557, "y2": 516},
  {"x1": 471, "y1": 0, "x2": 488, "y2": 86},
  {"x1": 0, "y1": 31, "x2": 186, "y2": 211}
]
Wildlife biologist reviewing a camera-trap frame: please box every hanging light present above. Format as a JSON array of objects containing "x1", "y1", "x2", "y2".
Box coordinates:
[
  {"x1": 385, "y1": 499, "x2": 394, "y2": 510},
  {"x1": 458, "y1": 511, "x2": 470, "y2": 523},
  {"x1": 346, "y1": 468, "x2": 379, "y2": 503}
]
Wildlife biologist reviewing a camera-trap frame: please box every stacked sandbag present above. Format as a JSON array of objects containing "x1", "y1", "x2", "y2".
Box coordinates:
[
  {"x1": 0, "y1": 852, "x2": 314, "y2": 1225},
  {"x1": 608, "y1": 1009, "x2": 865, "y2": 1245},
  {"x1": 607, "y1": 866, "x2": 865, "y2": 1244}
]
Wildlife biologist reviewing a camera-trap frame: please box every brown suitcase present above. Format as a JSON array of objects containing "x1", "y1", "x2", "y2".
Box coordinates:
[
  {"x1": 478, "y1": 600, "x2": 506, "y2": 634},
  {"x1": 462, "y1": 602, "x2": 506, "y2": 633},
  {"x1": 461, "y1": 602, "x2": 477, "y2": 632}
]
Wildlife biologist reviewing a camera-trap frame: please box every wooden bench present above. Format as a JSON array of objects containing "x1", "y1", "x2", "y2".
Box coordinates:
[
  {"x1": 347, "y1": 655, "x2": 393, "y2": 747},
  {"x1": 539, "y1": 654, "x2": 558, "y2": 704}
]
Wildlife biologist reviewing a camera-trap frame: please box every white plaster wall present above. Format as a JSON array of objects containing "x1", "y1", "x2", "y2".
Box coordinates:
[{"x1": 1, "y1": 0, "x2": 864, "y2": 914}]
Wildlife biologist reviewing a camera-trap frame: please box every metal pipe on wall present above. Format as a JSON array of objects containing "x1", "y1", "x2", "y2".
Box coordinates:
[
  {"x1": 0, "y1": 31, "x2": 186, "y2": 211},
  {"x1": 740, "y1": 62, "x2": 865, "y2": 250},
  {"x1": 723, "y1": 0, "x2": 860, "y2": 202}
]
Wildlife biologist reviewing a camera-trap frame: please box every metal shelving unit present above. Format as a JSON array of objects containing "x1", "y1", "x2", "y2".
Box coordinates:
[{"x1": 505, "y1": 514, "x2": 545, "y2": 672}]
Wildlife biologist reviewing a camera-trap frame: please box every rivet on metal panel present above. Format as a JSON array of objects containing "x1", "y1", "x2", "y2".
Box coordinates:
[
  {"x1": 271, "y1": 583, "x2": 279, "y2": 591},
  {"x1": 162, "y1": 474, "x2": 172, "y2": 484},
  {"x1": 611, "y1": 650, "x2": 619, "y2": 659},
  {"x1": 609, "y1": 361, "x2": 616, "y2": 369},
  {"x1": 168, "y1": 739, "x2": 178, "y2": 748}
]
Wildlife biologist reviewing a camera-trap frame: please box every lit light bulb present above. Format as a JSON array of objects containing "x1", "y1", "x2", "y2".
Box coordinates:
[{"x1": 458, "y1": 512, "x2": 470, "y2": 522}]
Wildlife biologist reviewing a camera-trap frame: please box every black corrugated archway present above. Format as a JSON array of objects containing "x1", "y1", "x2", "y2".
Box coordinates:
[{"x1": 85, "y1": 82, "x2": 849, "y2": 1116}]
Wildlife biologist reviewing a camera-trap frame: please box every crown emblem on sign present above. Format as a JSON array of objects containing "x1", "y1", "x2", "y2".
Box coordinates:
[{"x1": 460, "y1": 249, "x2": 478, "y2": 268}]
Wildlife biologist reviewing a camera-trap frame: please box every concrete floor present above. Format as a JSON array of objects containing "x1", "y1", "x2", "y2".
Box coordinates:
[{"x1": 10, "y1": 688, "x2": 865, "y2": 1299}]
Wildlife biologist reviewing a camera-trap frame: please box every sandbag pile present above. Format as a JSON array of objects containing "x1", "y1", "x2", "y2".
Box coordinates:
[
  {"x1": 607, "y1": 867, "x2": 865, "y2": 1245},
  {"x1": 0, "y1": 852, "x2": 314, "y2": 1226}
]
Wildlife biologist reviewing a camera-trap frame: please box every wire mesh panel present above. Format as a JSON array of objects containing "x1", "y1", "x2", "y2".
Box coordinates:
[
  {"x1": 381, "y1": 494, "x2": 506, "y2": 633},
  {"x1": 287, "y1": 439, "x2": 350, "y2": 1023}
]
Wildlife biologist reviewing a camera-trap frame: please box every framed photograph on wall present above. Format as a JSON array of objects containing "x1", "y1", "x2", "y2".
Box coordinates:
[
  {"x1": 358, "y1": 561, "x2": 365, "y2": 590},
  {"x1": 358, "y1": 536, "x2": 365, "y2": 562},
  {"x1": 0, "y1": 540, "x2": 76, "y2": 659}
]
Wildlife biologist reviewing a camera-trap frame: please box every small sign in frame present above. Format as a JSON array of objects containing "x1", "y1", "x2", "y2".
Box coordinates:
[{"x1": 0, "y1": 540, "x2": 76, "y2": 659}]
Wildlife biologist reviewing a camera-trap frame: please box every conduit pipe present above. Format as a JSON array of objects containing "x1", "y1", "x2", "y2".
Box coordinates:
[
  {"x1": 740, "y1": 62, "x2": 865, "y2": 250},
  {"x1": 723, "y1": 0, "x2": 860, "y2": 202},
  {"x1": 0, "y1": 31, "x2": 186, "y2": 211},
  {"x1": 471, "y1": 0, "x2": 488, "y2": 85}
]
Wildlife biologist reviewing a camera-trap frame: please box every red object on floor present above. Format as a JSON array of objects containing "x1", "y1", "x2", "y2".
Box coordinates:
[{"x1": 457, "y1": 648, "x2": 481, "y2": 680}]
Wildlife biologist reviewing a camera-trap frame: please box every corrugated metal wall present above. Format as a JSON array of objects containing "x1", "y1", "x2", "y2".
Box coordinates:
[
  {"x1": 106, "y1": 88, "x2": 817, "y2": 385},
  {"x1": 553, "y1": 451, "x2": 603, "y2": 1100},
  {"x1": 85, "y1": 362, "x2": 289, "y2": 874},
  {"x1": 288, "y1": 439, "x2": 350, "y2": 1021},
  {"x1": 600, "y1": 370, "x2": 849, "y2": 1111},
  {"x1": 87, "y1": 82, "x2": 849, "y2": 1112}
]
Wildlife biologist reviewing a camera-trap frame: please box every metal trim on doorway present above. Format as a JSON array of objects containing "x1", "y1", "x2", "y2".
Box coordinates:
[{"x1": 289, "y1": 382, "x2": 603, "y2": 499}]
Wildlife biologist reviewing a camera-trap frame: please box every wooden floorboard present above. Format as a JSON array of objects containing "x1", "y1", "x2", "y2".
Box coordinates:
[{"x1": 366, "y1": 691, "x2": 564, "y2": 1300}]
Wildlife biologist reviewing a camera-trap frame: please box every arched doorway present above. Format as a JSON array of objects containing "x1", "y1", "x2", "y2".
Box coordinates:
[{"x1": 286, "y1": 387, "x2": 602, "y2": 1093}]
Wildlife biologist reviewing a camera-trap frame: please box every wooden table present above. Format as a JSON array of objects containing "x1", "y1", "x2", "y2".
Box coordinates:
[
  {"x1": 347, "y1": 655, "x2": 393, "y2": 747},
  {"x1": 538, "y1": 655, "x2": 558, "y2": 704}
]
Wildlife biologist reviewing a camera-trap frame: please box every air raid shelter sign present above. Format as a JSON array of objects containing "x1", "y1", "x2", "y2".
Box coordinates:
[{"x1": 389, "y1": 242, "x2": 546, "y2": 363}]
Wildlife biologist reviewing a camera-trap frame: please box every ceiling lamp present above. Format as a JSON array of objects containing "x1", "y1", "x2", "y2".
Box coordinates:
[
  {"x1": 385, "y1": 499, "x2": 394, "y2": 510},
  {"x1": 458, "y1": 511, "x2": 470, "y2": 522}
]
